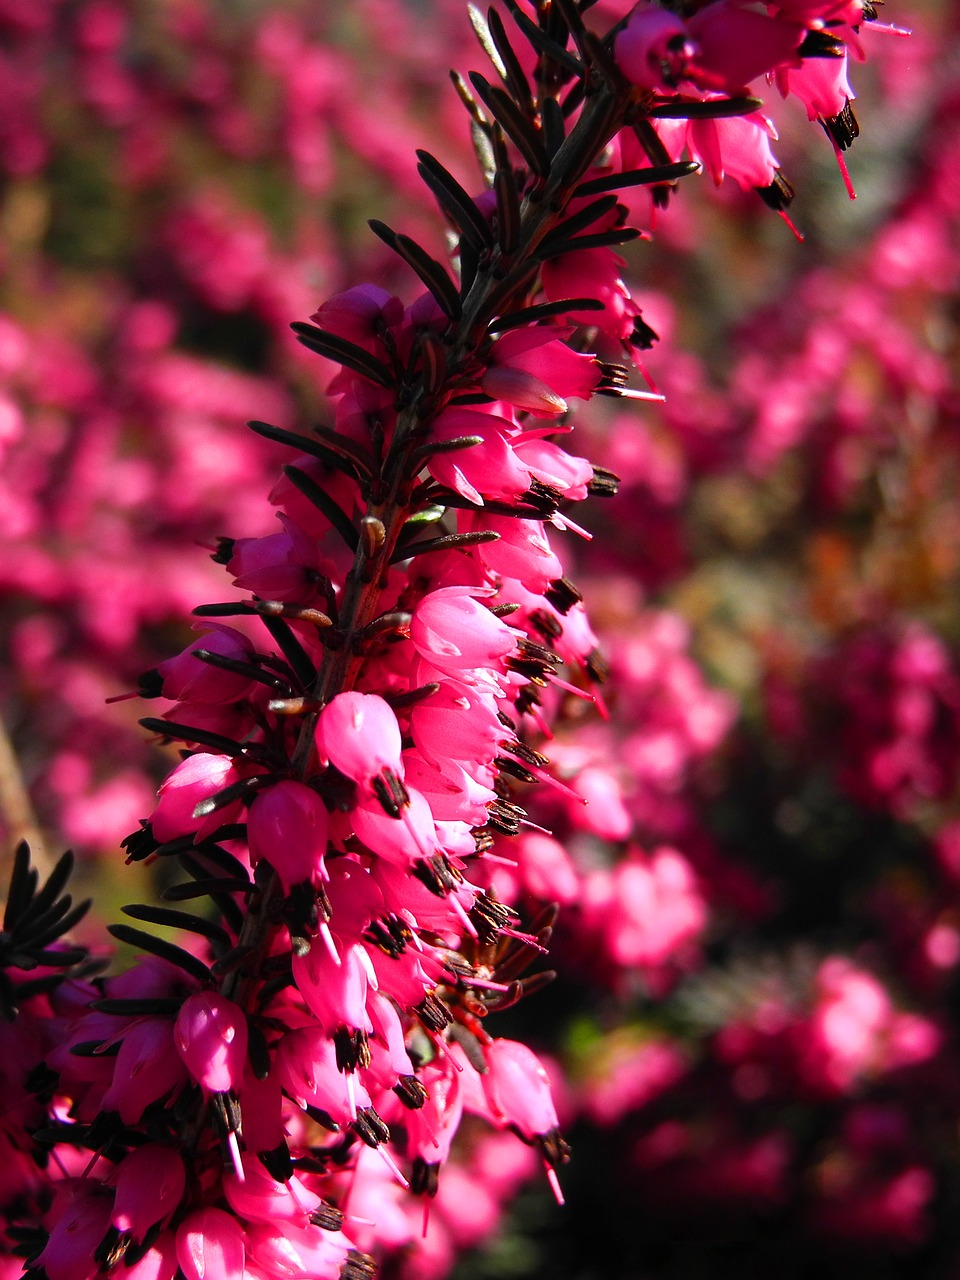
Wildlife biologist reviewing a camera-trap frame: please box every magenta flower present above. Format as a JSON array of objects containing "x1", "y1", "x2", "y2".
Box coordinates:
[
  {"x1": 176, "y1": 1208, "x2": 245, "y2": 1280},
  {"x1": 174, "y1": 992, "x2": 249, "y2": 1095},
  {"x1": 248, "y1": 779, "x2": 330, "y2": 890},
  {"x1": 111, "y1": 1146, "x2": 186, "y2": 1242}
]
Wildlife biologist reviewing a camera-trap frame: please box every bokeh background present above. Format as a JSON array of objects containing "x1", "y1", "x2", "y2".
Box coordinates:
[{"x1": 2, "y1": 0, "x2": 960, "y2": 1276}]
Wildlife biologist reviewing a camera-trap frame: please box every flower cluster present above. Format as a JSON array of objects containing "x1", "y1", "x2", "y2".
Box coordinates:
[{"x1": 0, "y1": 1, "x2": 923, "y2": 1279}]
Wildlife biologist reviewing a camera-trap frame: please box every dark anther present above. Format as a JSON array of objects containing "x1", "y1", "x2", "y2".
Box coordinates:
[
  {"x1": 258, "y1": 1141, "x2": 293, "y2": 1183},
  {"x1": 502, "y1": 739, "x2": 549, "y2": 769},
  {"x1": 544, "y1": 577, "x2": 582, "y2": 614},
  {"x1": 372, "y1": 767, "x2": 409, "y2": 818},
  {"x1": 472, "y1": 828, "x2": 495, "y2": 853},
  {"x1": 630, "y1": 314, "x2": 659, "y2": 350},
  {"x1": 211, "y1": 1089, "x2": 242, "y2": 1135},
  {"x1": 756, "y1": 169, "x2": 796, "y2": 212},
  {"x1": 587, "y1": 466, "x2": 621, "y2": 497},
  {"x1": 485, "y1": 798, "x2": 526, "y2": 836},
  {"x1": 310, "y1": 1204, "x2": 346, "y2": 1231},
  {"x1": 335, "y1": 1028, "x2": 371, "y2": 1073},
  {"x1": 495, "y1": 755, "x2": 538, "y2": 785},
  {"x1": 353, "y1": 1106, "x2": 390, "y2": 1148},
  {"x1": 394, "y1": 1074, "x2": 429, "y2": 1109},
  {"x1": 411, "y1": 1157, "x2": 440, "y2": 1197},
  {"x1": 798, "y1": 29, "x2": 846, "y2": 56},
  {"x1": 529, "y1": 607, "x2": 563, "y2": 640},
  {"x1": 120, "y1": 822, "x2": 159, "y2": 863},
  {"x1": 822, "y1": 99, "x2": 860, "y2": 150},
  {"x1": 471, "y1": 890, "x2": 513, "y2": 946},
  {"x1": 364, "y1": 914, "x2": 411, "y2": 958},
  {"x1": 415, "y1": 991, "x2": 454, "y2": 1031},
  {"x1": 211, "y1": 536, "x2": 236, "y2": 565},
  {"x1": 94, "y1": 1226, "x2": 130, "y2": 1270},
  {"x1": 136, "y1": 669, "x2": 164, "y2": 699},
  {"x1": 585, "y1": 647, "x2": 610, "y2": 684},
  {"x1": 341, "y1": 1249, "x2": 377, "y2": 1280},
  {"x1": 412, "y1": 853, "x2": 462, "y2": 896},
  {"x1": 537, "y1": 1127, "x2": 572, "y2": 1169}
]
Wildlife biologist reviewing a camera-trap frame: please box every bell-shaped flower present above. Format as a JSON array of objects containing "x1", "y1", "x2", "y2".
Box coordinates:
[
  {"x1": 36, "y1": 1185, "x2": 114, "y2": 1280},
  {"x1": 425, "y1": 408, "x2": 532, "y2": 504},
  {"x1": 273, "y1": 1025, "x2": 372, "y2": 1125},
  {"x1": 409, "y1": 678, "x2": 505, "y2": 769},
  {"x1": 174, "y1": 992, "x2": 248, "y2": 1095},
  {"x1": 363, "y1": 990, "x2": 416, "y2": 1091},
  {"x1": 228, "y1": 514, "x2": 330, "y2": 603},
  {"x1": 402, "y1": 749, "x2": 497, "y2": 825},
  {"x1": 316, "y1": 691, "x2": 403, "y2": 786},
  {"x1": 460, "y1": 512, "x2": 564, "y2": 592},
  {"x1": 176, "y1": 1208, "x2": 245, "y2": 1280},
  {"x1": 244, "y1": 1219, "x2": 350, "y2": 1280},
  {"x1": 410, "y1": 587, "x2": 518, "y2": 678},
  {"x1": 223, "y1": 1156, "x2": 322, "y2": 1224},
  {"x1": 686, "y1": 111, "x2": 781, "y2": 190},
  {"x1": 481, "y1": 1039, "x2": 560, "y2": 1145},
  {"x1": 777, "y1": 48, "x2": 855, "y2": 121},
  {"x1": 406, "y1": 1057, "x2": 464, "y2": 1187},
  {"x1": 349, "y1": 784, "x2": 440, "y2": 865},
  {"x1": 121, "y1": 1233, "x2": 178, "y2": 1280},
  {"x1": 615, "y1": 3, "x2": 694, "y2": 90},
  {"x1": 151, "y1": 752, "x2": 245, "y2": 845},
  {"x1": 292, "y1": 939, "x2": 375, "y2": 1035},
  {"x1": 513, "y1": 437, "x2": 594, "y2": 501},
  {"x1": 686, "y1": 0, "x2": 804, "y2": 91},
  {"x1": 234, "y1": 1073, "x2": 286, "y2": 1156},
  {"x1": 102, "y1": 1017, "x2": 189, "y2": 1124},
  {"x1": 310, "y1": 284, "x2": 403, "y2": 355},
  {"x1": 247, "y1": 780, "x2": 330, "y2": 891},
  {"x1": 156, "y1": 625, "x2": 258, "y2": 705},
  {"x1": 483, "y1": 329, "x2": 601, "y2": 417},
  {"x1": 112, "y1": 1145, "x2": 186, "y2": 1242}
]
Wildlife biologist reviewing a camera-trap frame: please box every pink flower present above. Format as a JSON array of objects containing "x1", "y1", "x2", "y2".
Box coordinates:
[
  {"x1": 316, "y1": 691, "x2": 403, "y2": 784},
  {"x1": 248, "y1": 779, "x2": 330, "y2": 890},
  {"x1": 174, "y1": 992, "x2": 249, "y2": 1095},
  {"x1": 176, "y1": 1208, "x2": 246, "y2": 1280},
  {"x1": 156, "y1": 625, "x2": 257, "y2": 704},
  {"x1": 151, "y1": 752, "x2": 244, "y2": 845},
  {"x1": 112, "y1": 1146, "x2": 186, "y2": 1241}
]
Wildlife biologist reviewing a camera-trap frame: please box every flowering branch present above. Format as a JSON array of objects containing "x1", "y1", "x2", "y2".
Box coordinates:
[{"x1": 0, "y1": 2, "x2": 895, "y2": 1278}]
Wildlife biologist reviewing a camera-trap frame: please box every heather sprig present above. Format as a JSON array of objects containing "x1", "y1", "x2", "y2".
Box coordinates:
[{"x1": 0, "y1": 2, "x2": 898, "y2": 1279}]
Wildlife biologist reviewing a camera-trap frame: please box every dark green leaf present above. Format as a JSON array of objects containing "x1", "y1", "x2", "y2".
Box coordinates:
[
  {"x1": 391, "y1": 530, "x2": 500, "y2": 563},
  {"x1": 92, "y1": 997, "x2": 185, "y2": 1016},
  {"x1": 121, "y1": 904, "x2": 232, "y2": 949},
  {"x1": 649, "y1": 95, "x2": 763, "y2": 119},
  {"x1": 368, "y1": 220, "x2": 462, "y2": 320},
  {"x1": 247, "y1": 420, "x2": 372, "y2": 481},
  {"x1": 488, "y1": 297, "x2": 604, "y2": 332},
  {"x1": 538, "y1": 194, "x2": 621, "y2": 251},
  {"x1": 258, "y1": 613, "x2": 319, "y2": 691},
  {"x1": 536, "y1": 226, "x2": 643, "y2": 260},
  {"x1": 501, "y1": 0, "x2": 584, "y2": 77},
  {"x1": 283, "y1": 465, "x2": 360, "y2": 552},
  {"x1": 469, "y1": 72, "x2": 550, "y2": 178},
  {"x1": 139, "y1": 718, "x2": 253, "y2": 757},
  {"x1": 486, "y1": 6, "x2": 534, "y2": 113},
  {"x1": 162, "y1": 878, "x2": 251, "y2": 903},
  {"x1": 575, "y1": 159, "x2": 701, "y2": 196},
  {"x1": 106, "y1": 924, "x2": 213, "y2": 983},
  {"x1": 290, "y1": 323, "x2": 395, "y2": 388},
  {"x1": 415, "y1": 150, "x2": 495, "y2": 250}
]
